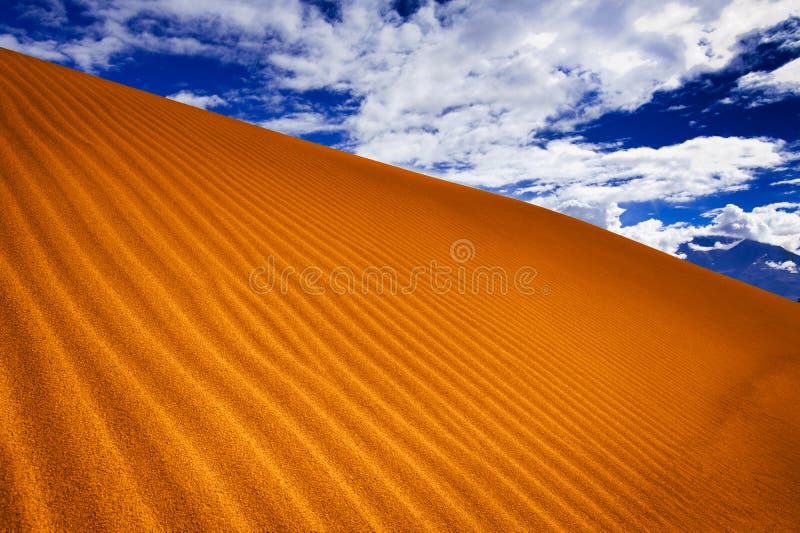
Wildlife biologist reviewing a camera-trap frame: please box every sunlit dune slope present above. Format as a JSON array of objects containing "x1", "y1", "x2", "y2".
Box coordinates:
[{"x1": 1, "y1": 48, "x2": 799, "y2": 531}]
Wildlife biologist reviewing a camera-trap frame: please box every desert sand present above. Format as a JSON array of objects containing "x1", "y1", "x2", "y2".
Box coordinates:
[{"x1": 1, "y1": 48, "x2": 799, "y2": 530}]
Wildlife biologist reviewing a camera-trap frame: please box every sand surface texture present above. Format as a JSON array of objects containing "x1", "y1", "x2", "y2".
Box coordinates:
[{"x1": 1, "y1": 49, "x2": 799, "y2": 530}]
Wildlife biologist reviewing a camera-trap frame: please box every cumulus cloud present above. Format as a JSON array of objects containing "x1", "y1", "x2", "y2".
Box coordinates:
[
  {"x1": 259, "y1": 0, "x2": 798, "y2": 176},
  {"x1": 619, "y1": 202, "x2": 800, "y2": 256},
  {"x1": 765, "y1": 260, "x2": 798, "y2": 273},
  {"x1": 167, "y1": 90, "x2": 227, "y2": 109},
  {"x1": 524, "y1": 136, "x2": 788, "y2": 229},
  {"x1": 616, "y1": 219, "x2": 703, "y2": 257},
  {"x1": 5, "y1": 1, "x2": 798, "y2": 141},
  {"x1": 706, "y1": 202, "x2": 800, "y2": 251}
]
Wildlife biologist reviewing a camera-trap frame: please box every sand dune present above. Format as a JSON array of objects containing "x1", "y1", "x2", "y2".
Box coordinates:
[{"x1": 1, "y1": 48, "x2": 799, "y2": 530}]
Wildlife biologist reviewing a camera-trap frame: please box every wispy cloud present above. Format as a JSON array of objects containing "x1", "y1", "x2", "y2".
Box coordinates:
[
  {"x1": 0, "y1": 33, "x2": 67, "y2": 62},
  {"x1": 773, "y1": 177, "x2": 800, "y2": 186},
  {"x1": 260, "y1": 112, "x2": 345, "y2": 135},
  {"x1": 17, "y1": 0, "x2": 67, "y2": 27},
  {"x1": 736, "y1": 56, "x2": 800, "y2": 105}
]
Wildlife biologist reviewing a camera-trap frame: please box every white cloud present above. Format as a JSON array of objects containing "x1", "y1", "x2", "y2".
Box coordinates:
[
  {"x1": 2, "y1": 0, "x2": 244, "y2": 71},
  {"x1": 234, "y1": 1, "x2": 799, "y2": 229},
  {"x1": 0, "y1": 33, "x2": 68, "y2": 62},
  {"x1": 705, "y1": 202, "x2": 800, "y2": 251},
  {"x1": 766, "y1": 259, "x2": 798, "y2": 273},
  {"x1": 616, "y1": 218, "x2": 701, "y2": 257},
  {"x1": 687, "y1": 239, "x2": 743, "y2": 252},
  {"x1": 7, "y1": 1, "x2": 797, "y2": 157},
  {"x1": 737, "y1": 56, "x2": 800, "y2": 103},
  {"x1": 773, "y1": 177, "x2": 800, "y2": 186},
  {"x1": 58, "y1": 34, "x2": 129, "y2": 71},
  {"x1": 619, "y1": 202, "x2": 800, "y2": 256},
  {"x1": 523, "y1": 136, "x2": 788, "y2": 229},
  {"x1": 121, "y1": 0, "x2": 306, "y2": 38},
  {"x1": 259, "y1": 112, "x2": 345, "y2": 135},
  {"x1": 167, "y1": 90, "x2": 227, "y2": 109}
]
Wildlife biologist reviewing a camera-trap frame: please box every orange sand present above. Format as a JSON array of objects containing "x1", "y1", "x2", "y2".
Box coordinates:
[{"x1": 1, "y1": 48, "x2": 799, "y2": 530}]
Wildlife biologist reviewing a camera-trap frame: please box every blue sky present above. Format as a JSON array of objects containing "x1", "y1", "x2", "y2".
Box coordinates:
[{"x1": 2, "y1": 0, "x2": 799, "y2": 257}]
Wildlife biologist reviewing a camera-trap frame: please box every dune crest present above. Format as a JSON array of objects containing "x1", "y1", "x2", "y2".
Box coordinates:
[{"x1": 1, "y1": 48, "x2": 799, "y2": 530}]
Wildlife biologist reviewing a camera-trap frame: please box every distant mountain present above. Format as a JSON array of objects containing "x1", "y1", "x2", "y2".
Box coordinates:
[{"x1": 678, "y1": 236, "x2": 800, "y2": 300}]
